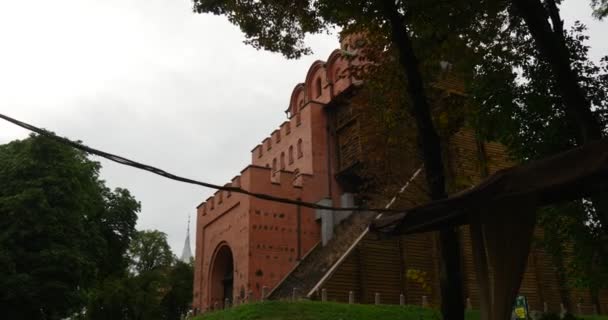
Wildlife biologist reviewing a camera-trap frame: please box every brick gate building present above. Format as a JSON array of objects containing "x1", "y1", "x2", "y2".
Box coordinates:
[
  {"x1": 192, "y1": 36, "x2": 365, "y2": 312},
  {"x1": 192, "y1": 37, "x2": 608, "y2": 314}
]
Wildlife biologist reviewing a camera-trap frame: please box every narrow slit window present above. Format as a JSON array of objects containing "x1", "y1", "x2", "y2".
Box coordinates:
[
  {"x1": 280, "y1": 152, "x2": 285, "y2": 170},
  {"x1": 297, "y1": 139, "x2": 303, "y2": 158}
]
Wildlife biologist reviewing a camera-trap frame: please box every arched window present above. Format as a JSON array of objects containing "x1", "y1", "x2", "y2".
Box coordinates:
[
  {"x1": 288, "y1": 146, "x2": 294, "y2": 164},
  {"x1": 272, "y1": 158, "x2": 277, "y2": 173},
  {"x1": 335, "y1": 68, "x2": 342, "y2": 81},
  {"x1": 315, "y1": 78, "x2": 322, "y2": 97},
  {"x1": 280, "y1": 152, "x2": 285, "y2": 170},
  {"x1": 297, "y1": 139, "x2": 303, "y2": 158}
]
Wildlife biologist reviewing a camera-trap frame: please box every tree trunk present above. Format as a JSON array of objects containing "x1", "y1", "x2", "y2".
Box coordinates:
[{"x1": 382, "y1": 3, "x2": 465, "y2": 320}]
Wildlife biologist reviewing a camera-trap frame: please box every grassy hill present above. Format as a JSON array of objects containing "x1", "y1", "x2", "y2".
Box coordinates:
[
  {"x1": 193, "y1": 301, "x2": 608, "y2": 320},
  {"x1": 194, "y1": 301, "x2": 447, "y2": 320}
]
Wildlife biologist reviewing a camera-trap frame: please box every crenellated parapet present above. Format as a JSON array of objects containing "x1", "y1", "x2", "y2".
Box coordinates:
[
  {"x1": 248, "y1": 46, "x2": 366, "y2": 176},
  {"x1": 197, "y1": 176, "x2": 241, "y2": 214},
  {"x1": 196, "y1": 165, "x2": 315, "y2": 222}
]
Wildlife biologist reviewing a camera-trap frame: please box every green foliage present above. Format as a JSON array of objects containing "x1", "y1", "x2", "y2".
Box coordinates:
[
  {"x1": 85, "y1": 276, "x2": 133, "y2": 320},
  {"x1": 405, "y1": 269, "x2": 432, "y2": 294},
  {"x1": 95, "y1": 188, "x2": 140, "y2": 277},
  {"x1": 193, "y1": 0, "x2": 324, "y2": 59},
  {"x1": 192, "y1": 0, "x2": 490, "y2": 60},
  {"x1": 161, "y1": 260, "x2": 195, "y2": 320},
  {"x1": 591, "y1": 0, "x2": 608, "y2": 19},
  {"x1": 86, "y1": 231, "x2": 193, "y2": 320},
  {"x1": 470, "y1": 21, "x2": 608, "y2": 161},
  {"x1": 537, "y1": 202, "x2": 608, "y2": 291},
  {"x1": 469, "y1": 13, "x2": 608, "y2": 291},
  {"x1": 0, "y1": 134, "x2": 140, "y2": 320},
  {"x1": 129, "y1": 229, "x2": 174, "y2": 274}
]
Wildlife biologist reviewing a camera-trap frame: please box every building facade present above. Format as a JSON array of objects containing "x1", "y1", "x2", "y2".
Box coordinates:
[{"x1": 192, "y1": 37, "x2": 366, "y2": 312}]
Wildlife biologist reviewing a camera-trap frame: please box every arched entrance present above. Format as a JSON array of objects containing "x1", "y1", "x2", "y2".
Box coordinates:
[{"x1": 209, "y1": 243, "x2": 234, "y2": 309}]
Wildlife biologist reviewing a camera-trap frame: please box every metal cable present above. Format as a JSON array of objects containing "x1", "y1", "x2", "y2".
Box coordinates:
[{"x1": 0, "y1": 112, "x2": 407, "y2": 213}]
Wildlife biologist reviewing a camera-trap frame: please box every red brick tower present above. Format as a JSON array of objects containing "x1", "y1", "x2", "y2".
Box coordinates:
[{"x1": 192, "y1": 39, "x2": 364, "y2": 312}]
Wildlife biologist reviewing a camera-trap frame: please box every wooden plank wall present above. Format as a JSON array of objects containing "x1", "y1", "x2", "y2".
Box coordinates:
[
  {"x1": 323, "y1": 236, "x2": 403, "y2": 304},
  {"x1": 599, "y1": 290, "x2": 608, "y2": 314},
  {"x1": 317, "y1": 128, "x2": 606, "y2": 315}
]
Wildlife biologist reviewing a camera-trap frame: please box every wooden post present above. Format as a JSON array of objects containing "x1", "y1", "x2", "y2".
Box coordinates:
[
  {"x1": 375, "y1": 292, "x2": 381, "y2": 305},
  {"x1": 577, "y1": 303, "x2": 582, "y2": 315},
  {"x1": 292, "y1": 288, "x2": 297, "y2": 302},
  {"x1": 321, "y1": 288, "x2": 327, "y2": 302},
  {"x1": 543, "y1": 302, "x2": 548, "y2": 313},
  {"x1": 262, "y1": 286, "x2": 268, "y2": 301},
  {"x1": 400, "y1": 293, "x2": 405, "y2": 306},
  {"x1": 349, "y1": 291, "x2": 355, "y2": 304},
  {"x1": 560, "y1": 303, "x2": 567, "y2": 317},
  {"x1": 213, "y1": 301, "x2": 219, "y2": 311},
  {"x1": 422, "y1": 295, "x2": 428, "y2": 308},
  {"x1": 466, "y1": 297, "x2": 472, "y2": 310},
  {"x1": 224, "y1": 298, "x2": 230, "y2": 309},
  {"x1": 248, "y1": 290, "x2": 253, "y2": 303}
]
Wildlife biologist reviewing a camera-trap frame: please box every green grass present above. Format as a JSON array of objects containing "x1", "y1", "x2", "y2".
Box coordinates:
[
  {"x1": 193, "y1": 301, "x2": 608, "y2": 320},
  {"x1": 193, "y1": 301, "x2": 474, "y2": 320}
]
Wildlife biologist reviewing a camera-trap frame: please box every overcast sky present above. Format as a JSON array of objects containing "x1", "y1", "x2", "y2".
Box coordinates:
[{"x1": 0, "y1": 0, "x2": 605, "y2": 255}]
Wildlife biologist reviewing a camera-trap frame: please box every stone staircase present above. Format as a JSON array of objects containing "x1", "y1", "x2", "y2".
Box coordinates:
[{"x1": 268, "y1": 210, "x2": 377, "y2": 300}]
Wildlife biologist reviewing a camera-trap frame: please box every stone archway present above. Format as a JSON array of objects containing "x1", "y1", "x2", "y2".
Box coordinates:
[{"x1": 209, "y1": 243, "x2": 234, "y2": 309}]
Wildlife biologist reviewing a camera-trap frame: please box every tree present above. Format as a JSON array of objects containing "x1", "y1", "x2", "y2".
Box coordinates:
[
  {"x1": 127, "y1": 230, "x2": 174, "y2": 320},
  {"x1": 510, "y1": 0, "x2": 603, "y2": 143},
  {"x1": 0, "y1": 134, "x2": 140, "y2": 320},
  {"x1": 591, "y1": 0, "x2": 608, "y2": 19},
  {"x1": 470, "y1": 16, "x2": 608, "y2": 310},
  {"x1": 87, "y1": 230, "x2": 180, "y2": 320},
  {"x1": 160, "y1": 261, "x2": 194, "y2": 320},
  {"x1": 129, "y1": 230, "x2": 174, "y2": 275}
]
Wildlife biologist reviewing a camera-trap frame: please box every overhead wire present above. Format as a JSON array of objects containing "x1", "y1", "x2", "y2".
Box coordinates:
[{"x1": 0, "y1": 112, "x2": 407, "y2": 213}]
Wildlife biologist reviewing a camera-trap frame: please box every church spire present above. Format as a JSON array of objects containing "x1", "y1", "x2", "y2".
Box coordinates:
[{"x1": 180, "y1": 214, "x2": 193, "y2": 263}]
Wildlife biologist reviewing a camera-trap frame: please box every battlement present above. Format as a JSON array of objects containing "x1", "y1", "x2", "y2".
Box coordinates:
[
  {"x1": 197, "y1": 165, "x2": 314, "y2": 219},
  {"x1": 249, "y1": 47, "x2": 358, "y2": 164},
  {"x1": 197, "y1": 175, "x2": 241, "y2": 212}
]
